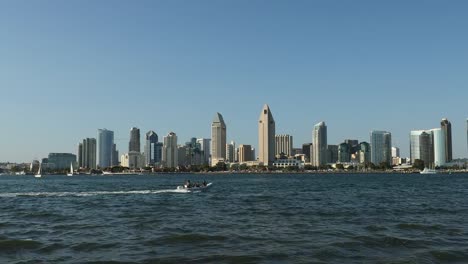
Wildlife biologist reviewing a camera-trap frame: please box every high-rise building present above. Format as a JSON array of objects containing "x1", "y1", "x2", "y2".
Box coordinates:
[
  {"x1": 440, "y1": 118, "x2": 452, "y2": 162},
  {"x1": 78, "y1": 143, "x2": 83, "y2": 168},
  {"x1": 226, "y1": 141, "x2": 235, "y2": 162},
  {"x1": 344, "y1": 139, "x2": 359, "y2": 155},
  {"x1": 162, "y1": 132, "x2": 178, "y2": 168},
  {"x1": 112, "y1": 143, "x2": 119, "y2": 166},
  {"x1": 275, "y1": 135, "x2": 293, "y2": 157},
  {"x1": 211, "y1": 113, "x2": 227, "y2": 166},
  {"x1": 302, "y1": 143, "x2": 312, "y2": 162},
  {"x1": 177, "y1": 145, "x2": 187, "y2": 167},
  {"x1": 326, "y1": 144, "x2": 338, "y2": 164},
  {"x1": 370, "y1": 130, "x2": 392, "y2": 165},
  {"x1": 129, "y1": 127, "x2": 140, "y2": 153},
  {"x1": 312, "y1": 122, "x2": 327, "y2": 167},
  {"x1": 196, "y1": 138, "x2": 211, "y2": 165},
  {"x1": 145, "y1": 131, "x2": 163, "y2": 166},
  {"x1": 183, "y1": 138, "x2": 203, "y2": 166},
  {"x1": 120, "y1": 152, "x2": 144, "y2": 169},
  {"x1": 238, "y1": 144, "x2": 253, "y2": 163},
  {"x1": 97, "y1": 129, "x2": 114, "y2": 168},
  {"x1": 431, "y1": 128, "x2": 446, "y2": 167},
  {"x1": 258, "y1": 104, "x2": 276, "y2": 166},
  {"x1": 359, "y1": 142, "x2": 371, "y2": 164},
  {"x1": 81, "y1": 138, "x2": 97, "y2": 169},
  {"x1": 392, "y1": 147, "x2": 400, "y2": 157},
  {"x1": 338, "y1": 143, "x2": 350, "y2": 163}
]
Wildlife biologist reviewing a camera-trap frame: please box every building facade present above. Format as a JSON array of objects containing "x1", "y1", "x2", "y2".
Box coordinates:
[
  {"x1": 312, "y1": 122, "x2": 327, "y2": 167},
  {"x1": 80, "y1": 138, "x2": 97, "y2": 169},
  {"x1": 392, "y1": 147, "x2": 400, "y2": 157},
  {"x1": 196, "y1": 138, "x2": 211, "y2": 165},
  {"x1": 97, "y1": 129, "x2": 114, "y2": 168},
  {"x1": 145, "y1": 131, "x2": 162, "y2": 166},
  {"x1": 302, "y1": 143, "x2": 312, "y2": 162},
  {"x1": 211, "y1": 113, "x2": 227, "y2": 166},
  {"x1": 275, "y1": 134, "x2": 293, "y2": 157},
  {"x1": 48, "y1": 153, "x2": 77, "y2": 170},
  {"x1": 326, "y1": 144, "x2": 338, "y2": 164},
  {"x1": 258, "y1": 104, "x2": 276, "y2": 166},
  {"x1": 162, "y1": 132, "x2": 178, "y2": 168},
  {"x1": 129, "y1": 127, "x2": 140, "y2": 153},
  {"x1": 359, "y1": 142, "x2": 371, "y2": 164},
  {"x1": 370, "y1": 130, "x2": 392, "y2": 165},
  {"x1": 226, "y1": 141, "x2": 235, "y2": 162},
  {"x1": 238, "y1": 144, "x2": 253, "y2": 163},
  {"x1": 338, "y1": 142, "x2": 350, "y2": 163},
  {"x1": 440, "y1": 118, "x2": 452, "y2": 162}
]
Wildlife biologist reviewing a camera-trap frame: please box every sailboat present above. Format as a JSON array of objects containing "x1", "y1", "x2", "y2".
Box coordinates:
[
  {"x1": 35, "y1": 163, "x2": 42, "y2": 178},
  {"x1": 67, "y1": 163, "x2": 76, "y2": 176}
]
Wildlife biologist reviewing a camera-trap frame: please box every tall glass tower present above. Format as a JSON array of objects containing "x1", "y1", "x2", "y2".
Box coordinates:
[{"x1": 97, "y1": 129, "x2": 114, "y2": 168}]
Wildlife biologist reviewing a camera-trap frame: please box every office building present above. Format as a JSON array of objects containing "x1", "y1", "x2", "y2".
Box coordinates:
[
  {"x1": 121, "y1": 152, "x2": 144, "y2": 169},
  {"x1": 338, "y1": 143, "x2": 350, "y2": 163},
  {"x1": 112, "y1": 143, "x2": 119, "y2": 166},
  {"x1": 440, "y1": 118, "x2": 452, "y2": 162},
  {"x1": 302, "y1": 143, "x2": 312, "y2": 162},
  {"x1": 370, "y1": 130, "x2": 392, "y2": 165},
  {"x1": 312, "y1": 122, "x2": 327, "y2": 167},
  {"x1": 326, "y1": 144, "x2": 338, "y2": 164},
  {"x1": 275, "y1": 134, "x2": 293, "y2": 157},
  {"x1": 196, "y1": 138, "x2": 211, "y2": 165},
  {"x1": 392, "y1": 147, "x2": 400, "y2": 158},
  {"x1": 145, "y1": 131, "x2": 162, "y2": 166},
  {"x1": 211, "y1": 113, "x2": 227, "y2": 166},
  {"x1": 359, "y1": 142, "x2": 371, "y2": 164},
  {"x1": 78, "y1": 143, "x2": 83, "y2": 168},
  {"x1": 97, "y1": 129, "x2": 114, "y2": 168},
  {"x1": 129, "y1": 127, "x2": 140, "y2": 153},
  {"x1": 162, "y1": 132, "x2": 178, "y2": 168},
  {"x1": 226, "y1": 141, "x2": 235, "y2": 162},
  {"x1": 431, "y1": 128, "x2": 446, "y2": 167},
  {"x1": 238, "y1": 144, "x2": 253, "y2": 163},
  {"x1": 48, "y1": 153, "x2": 77, "y2": 170},
  {"x1": 80, "y1": 138, "x2": 97, "y2": 169},
  {"x1": 258, "y1": 104, "x2": 276, "y2": 166}
]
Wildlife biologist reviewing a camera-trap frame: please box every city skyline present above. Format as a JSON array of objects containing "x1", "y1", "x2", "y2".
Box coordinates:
[{"x1": 1, "y1": 1, "x2": 468, "y2": 162}]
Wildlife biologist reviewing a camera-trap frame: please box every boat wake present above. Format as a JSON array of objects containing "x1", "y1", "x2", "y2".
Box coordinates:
[{"x1": 0, "y1": 189, "x2": 190, "y2": 197}]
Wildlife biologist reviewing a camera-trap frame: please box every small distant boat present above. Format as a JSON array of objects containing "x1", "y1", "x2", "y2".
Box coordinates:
[
  {"x1": 177, "y1": 182, "x2": 212, "y2": 192},
  {"x1": 420, "y1": 168, "x2": 437, "y2": 174},
  {"x1": 67, "y1": 163, "x2": 76, "y2": 176},
  {"x1": 35, "y1": 163, "x2": 42, "y2": 178}
]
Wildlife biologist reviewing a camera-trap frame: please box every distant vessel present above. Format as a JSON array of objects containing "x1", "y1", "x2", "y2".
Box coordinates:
[
  {"x1": 67, "y1": 163, "x2": 76, "y2": 176},
  {"x1": 177, "y1": 182, "x2": 212, "y2": 192},
  {"x1": 420, "y1": 168, "x2": 437, "y2": 174},
  {"x1": 35, "y1": 163, "x2": 42, "y2": 178}
]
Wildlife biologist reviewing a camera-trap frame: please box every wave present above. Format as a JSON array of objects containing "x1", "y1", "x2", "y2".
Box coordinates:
[{"x1": 0, "y1": 189, "x2": 189, "y2": 197}]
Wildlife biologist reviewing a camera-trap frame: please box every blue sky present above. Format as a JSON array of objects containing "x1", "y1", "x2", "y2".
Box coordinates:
[{"x1": 1, "y1": 0, "x2": 467, "y2": 162}]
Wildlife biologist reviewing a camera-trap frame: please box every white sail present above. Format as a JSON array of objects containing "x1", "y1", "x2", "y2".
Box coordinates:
[
  {"x1": 35, "y1": 163, "x2": 42, "y2": 178},
  {"x1": 67, "y1": 163, "x2": 74, "y2": 176}
]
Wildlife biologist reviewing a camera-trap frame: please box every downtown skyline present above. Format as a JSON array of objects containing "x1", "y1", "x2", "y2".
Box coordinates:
[{"x1": 1, "y1": 1, "x2": 468, "y2": 162}]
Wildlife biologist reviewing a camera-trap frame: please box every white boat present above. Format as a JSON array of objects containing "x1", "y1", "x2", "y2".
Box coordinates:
[
  {"x1": 67, "y1": 163, "x2": 76, "y2": 176},
  {"x1": 420, "y1": 168, "x2": 437, "y2": 174},
  {"x1": 35, "y1": 163, "x2": 42, "y2": 178},
  {"x1": 177, "y1": 182, "x2": 212, "y2": 192}
]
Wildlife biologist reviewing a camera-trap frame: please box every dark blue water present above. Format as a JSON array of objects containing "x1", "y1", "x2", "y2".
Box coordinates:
[{"x1": 1, "y1": 173, "x2": 468, "y2": 263}]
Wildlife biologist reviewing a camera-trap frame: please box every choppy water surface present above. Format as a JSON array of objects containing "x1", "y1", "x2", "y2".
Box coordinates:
[{"x1": 1, "y1": 173, "x2": 468, "y2": 263}]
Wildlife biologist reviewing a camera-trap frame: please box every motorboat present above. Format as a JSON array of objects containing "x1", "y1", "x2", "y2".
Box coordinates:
[{"x1": 177, "y1": 182, "x2": 212, "y2": 192}]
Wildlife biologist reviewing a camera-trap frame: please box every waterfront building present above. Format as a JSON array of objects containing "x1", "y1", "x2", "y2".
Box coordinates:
[
  {"x1": 370, "y1": 130, "x2": 392, "y2": 165},
  {"x1": 48, "y1": 153, "x2": 77, "y2": 170},
  {"x1": 97, "y1": 129, "x2": 114, "y2": 168},
  {"x1": 78, "y1": 143, "x2": 83, "y2": 168},
  {"x1": 275, "y1": 134, "x2": 293, "y2": 157},
  {"x1": 302, "y1": 143, "x2": 312, "y2": 162},
  {"x1": 211, "y1": 113, "x2": 227, "y2": 166},
  {"x1": 359, "y1": 142, "x2": 371, "y2": 164},
  {"x1": 129, "y1": 127, "x2": 140, "y2": 153},
  {"x1": 112, "y1": 143, "x2": 119, "y2": 166},
  {"x1": 196, "y1": 138, "x2": 211, "y2": 165},
  {"x1": 326, "y1": 144, "x2": 338, "y2": 164},
  {"x1": 431, "y1": 128, "x2": 446, "y2": 167},
  {"x1": 312, "y1": 122, "x2": 327, "y2": 167},
  {"x1": 81, "y1": 138, "x2": 97, "y2": 169},
  {"x1": 440, "y1": 118, "x2": 452, "y2": 162},
  {"x1": 226, "y1": 141, "x2": 235, "y2": 162},
  {"x1": 392, "y1": 147, "x2": 400, "y2": 158},
  {"x1": 272, "y1": 158, "x2": 304, "y2": 169},
  {"x1": 258, "y1": 104, "x2": 276, "y2": 166},
  {"x1": 344, "y1": 139, "x2": 359, "y2": 155},
  {"x1": 338, "y1": 143, "x2": 350, "y2": 163},
  {"x1": 162, "y1": 132, "x2": 178, "y2": 168},
  {"x1": 238, "y1": 144, "x2": 253, "y2": 163},
  {"x1": 177, "y1": 145, "x2": 187, "y2": 167},
  {"x1": 182, "y1": 138, "x2": 203, "y2": 166},
  {"x1": 120, "y1": 152, "x2": 144, "y2": 169},
  {"x1": 251, "y1": 148, "x2": 256, "y2": 161},
  {"x1": 145, "y1": 131, "x2": 162, "y2": 166}
]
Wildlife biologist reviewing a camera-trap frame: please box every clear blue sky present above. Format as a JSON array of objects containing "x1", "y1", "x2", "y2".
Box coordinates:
[{"x1": 1, "y1": 0, "x2": 467, "y2": 162}]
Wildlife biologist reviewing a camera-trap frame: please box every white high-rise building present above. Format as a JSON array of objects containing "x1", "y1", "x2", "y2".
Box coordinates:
[
  {"x1": 312, "y1": 122, "x2": 327, "y2": 167},
  {"x1": 370, "y1": 130, "x2": 392, "y2": 165},
  {"x1": 275, "y1": 135, "x2": 293, "y2": 157},
  {"x1": 211, "y1": 113, "x2": 226, "y2": 166},
  {"x1": 162, "y1": 132, "x2": 178, "y2": 168},
  {"x1": 391, "y1": 147, "x2": 400, "y2": 158},
  {"x1": 258, "y1": 104, "x2": 275, "y2": 166},
  {"x1": 226, "y1": 141, "x2": 235, "y2": 162},
  {"x1": 431, "y1": 128, "x2": 446, "y2": 167}
]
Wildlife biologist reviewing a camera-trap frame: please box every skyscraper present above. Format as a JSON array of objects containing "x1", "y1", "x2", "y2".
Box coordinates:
[
  {"x1": 162, "y1": 132, "x2": 178, "y2": 168},
  {"x1": 302, "y1": 143, "x2": 312, "y2": 162},
  {"x1": 238, "y1": 144, "x2": 253, "y2": 163},
  {"x1": 211, "y1": 113, "x2": 227, "y2": 166},
  {"x1": 359, "y1": 142, "x2": 371, "y2": 164},
  {"x1": 112, "y1": 143, "x2": 119, "y2": 166},
  {"x1": 275, "y1": 135, "x2": 293, "y2": 157},
  {"x1": 391, "y1": 147, "x2": 400, "y2": 157},
  {"x1": 97, "y1": 129, "x2": 114, "y2": 168},
  {"x1": 338, "y1": 143, "x2": 350, "y2": 163},
  {"x1": 431, "y1": 128, "x2": 446, "y2": 167},
  {"x1": 129, "y1": 127, "x2": 140, "y2": 153},
  {"x1": 78, "y1": 143, "x2": 83, "y2": 168},
  {"x1": 196, "y1": 138, "x2": 211, "y2": 165},
  {"x1": 145, "y1": 131, "x2": 162, "y2": 166},
  {"x1": 370, "y1": 130, "x2": 392, "y2": 165},
  {"x1": 258, "y1": 104, "x2": 275, "y2": 166},
  {"x1": 312, "y1": 122, "x2": 327, "y2": 167},
  {"x1": 441, "y1": 118, "x2": 452, "y2": 162},
  {"x1": 226, "y1": 141, "x2": 235, "y2": 162},
  {"x1": 81, "y1": 138, "x2": 97, "y2": 169}
]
